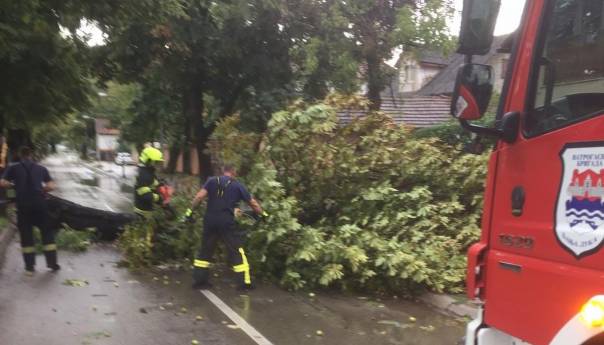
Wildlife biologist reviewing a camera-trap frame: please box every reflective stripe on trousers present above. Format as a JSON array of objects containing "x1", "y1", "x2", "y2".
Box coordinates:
[
  {"x1": 21, "y1": 246, "x2": 35, "y2": 254},
  {"x1": 232, "y1": 248, "x2": 251, "y2": 285},
  {"x1": 194, "y1": 259, "x2": 210, "y2": 268},
  {"x1": 133, "y1": 209, "x2": 155, "y2": 247}
]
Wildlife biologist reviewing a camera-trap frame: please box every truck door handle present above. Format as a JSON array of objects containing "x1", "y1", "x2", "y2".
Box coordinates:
[
  {"x1": 499, "y1": 261, "x2": 522, "y2": 272},
  {"x1": 511, "y1": 186, "x2": 525, "y2": 216}
]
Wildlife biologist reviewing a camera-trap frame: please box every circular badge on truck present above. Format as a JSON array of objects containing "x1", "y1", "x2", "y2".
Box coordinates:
[{"x1": 556, "y1": 142, "x2": 604, "y2": 258}]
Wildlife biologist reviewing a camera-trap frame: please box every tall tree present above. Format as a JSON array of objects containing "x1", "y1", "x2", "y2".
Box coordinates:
[
  {"x1": 0, "y1": 0, "x2": 181, "y2": 158},
  {"x1": 0, "y1": 0, "x2": 90, "y2": 158},
  {"x1": 283, "y1": 0, "x2": 360, "y2": 100},
  {"x1": 86, "y1": 0, "x2": 452, "y2": 178},
  {"x1": 330, "y1": 0, "x2": 454, "y2": 110},
  {"x1": 102, "y1": 0, "x2": 298, "y2": 179}
]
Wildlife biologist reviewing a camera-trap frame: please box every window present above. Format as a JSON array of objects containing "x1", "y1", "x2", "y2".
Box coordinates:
[{"x1": 524, "y1": 0, "x2": 604, "y2": 136}]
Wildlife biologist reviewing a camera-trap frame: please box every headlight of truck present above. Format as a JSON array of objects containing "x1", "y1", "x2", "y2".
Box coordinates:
[{"x1": 581, "y1": 296, "x2": 604, "y2": 327}]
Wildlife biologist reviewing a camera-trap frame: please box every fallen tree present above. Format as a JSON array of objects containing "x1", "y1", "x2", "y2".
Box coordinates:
[
  {"x1": 118, "y1": 98, "x2": 489, "y2": 294},
  {"x1": 46, "y1": 195, "x2": 136, "y2": 240}
]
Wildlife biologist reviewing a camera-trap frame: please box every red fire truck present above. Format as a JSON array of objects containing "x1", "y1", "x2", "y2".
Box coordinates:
[{"x1": 452, "y1": 0, "x2": 604, "y2": 344}]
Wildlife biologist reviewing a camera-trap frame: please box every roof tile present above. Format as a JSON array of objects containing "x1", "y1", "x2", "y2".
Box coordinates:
[{"x1": 337, "y1": 95, "x2": 452, "y2": 128}]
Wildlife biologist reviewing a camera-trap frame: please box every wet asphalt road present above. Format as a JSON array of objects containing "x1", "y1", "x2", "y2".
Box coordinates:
[
  {"x1": 0, "y1": 152, "x2": 465, "y2": 345},
  {"x1": 44, "y1": 153, "x2": 133, "y2": 213}
]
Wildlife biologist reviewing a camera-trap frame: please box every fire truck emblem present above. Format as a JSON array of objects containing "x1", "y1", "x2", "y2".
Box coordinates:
[{"x1": 556, "y1": 144, "x2": 604, "y2": 258}]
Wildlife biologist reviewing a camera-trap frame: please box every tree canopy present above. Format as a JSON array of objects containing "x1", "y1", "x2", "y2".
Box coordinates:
[{"x1": 3, "y1": 0, "x2": 455, "y2": 172}]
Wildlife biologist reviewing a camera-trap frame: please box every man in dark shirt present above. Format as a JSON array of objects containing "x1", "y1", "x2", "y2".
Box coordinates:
[
  {"x1": 185, "y1": 164, "x2": 266, "y2": 290},
  {"x1": 0, "y1": 146, "x2": 58, "y2": 274}
]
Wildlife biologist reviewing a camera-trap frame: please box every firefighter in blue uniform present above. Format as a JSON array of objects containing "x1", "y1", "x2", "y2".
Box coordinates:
[
  {"x1": 0, "y1": 146, "x2": 59, "y2": 274},
  {"x1": 185, "y1": 164, "x2": 266, "y2": 290}
]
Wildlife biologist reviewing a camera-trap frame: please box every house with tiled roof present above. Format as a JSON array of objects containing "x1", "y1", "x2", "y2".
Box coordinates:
[
  {"x1": 417, "y1": 35, "x2": 512, "y2": 97},
  {"x1": 338, "y1": 95, "x2": 452, "y2": 128},
  {"x1": 338, "y1": 35, "x2": 512, "y2": 128},
  {"x1": 395, "y1": 49, "x2": 460, "y2": 95}
]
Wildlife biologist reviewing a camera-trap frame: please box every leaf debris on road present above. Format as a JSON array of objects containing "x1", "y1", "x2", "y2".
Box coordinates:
[
  {"x1": 419, "y1": 325, "x2": 435, "y2": 332},
  {"x1": 62, "y1": 279, "x2": 89, "y2": 287}
]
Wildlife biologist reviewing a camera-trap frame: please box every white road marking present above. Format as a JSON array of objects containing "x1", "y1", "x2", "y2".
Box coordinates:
[{"x1": 200, "y1": 290, "x2": 274, "y2": 345}]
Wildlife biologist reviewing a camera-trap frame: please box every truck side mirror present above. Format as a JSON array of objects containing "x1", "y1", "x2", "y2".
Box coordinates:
[
  {"x1": 458, "y1": 0, "x2": 501, "y2": 55},
  {"x1": 451, "y1": 64, "x2": 494, "y2": 121}
]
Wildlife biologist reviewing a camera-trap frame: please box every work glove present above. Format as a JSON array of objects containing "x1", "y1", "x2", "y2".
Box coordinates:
[
  {"x1": 253, "y1": 210, "x2": 269, "y2": 221},
  {"x1": 153, "y1": 193, "x2": 163, "y2": 205},
  {"x1": 182, "y1": 208, "x2": 195, "y2": 224}
]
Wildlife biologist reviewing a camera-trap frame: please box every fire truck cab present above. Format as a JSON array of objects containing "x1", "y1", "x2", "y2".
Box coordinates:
[{"x1": 453, "y1": 0, "x2": 604, "y2": 344}]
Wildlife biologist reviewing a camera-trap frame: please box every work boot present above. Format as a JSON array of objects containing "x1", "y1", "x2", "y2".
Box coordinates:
[
  {"x1": 23, "y1": 253, "x2": 35, "y2": 272},
  {"x1": 44, "y1": 250, "x2": 59, "y2": 271},
  {"x1": 237, "y1": 283, "x2": 255, "y2": 292},
  {"x1": 192, "y1": 268, "x2": 210, "y2": 285}
]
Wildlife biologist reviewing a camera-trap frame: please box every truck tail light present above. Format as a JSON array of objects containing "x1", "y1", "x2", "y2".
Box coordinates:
[
  {"x1": 467, "y1": 242, "x2": 488, "y2": 300},
  {"x1": 580, "y1": 296, "x2": 604, "y2": 327}
]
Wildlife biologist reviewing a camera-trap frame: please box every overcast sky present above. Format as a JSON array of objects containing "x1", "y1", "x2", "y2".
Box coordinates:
[{"x1": 81, "y1": 0, "x2": 528, "y2": 46}]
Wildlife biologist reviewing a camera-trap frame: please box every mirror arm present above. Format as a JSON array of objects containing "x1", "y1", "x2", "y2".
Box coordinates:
[
  {"x1": 458, "y1": 119, "x2": 502, "y2": 138},
  {"x1": 458, "y1": 111, "x2": 520, "y2": 143}
]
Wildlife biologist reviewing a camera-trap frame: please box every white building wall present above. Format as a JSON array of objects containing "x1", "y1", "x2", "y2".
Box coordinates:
[
  {"x1": 398, "y1": 58, "x2": 444, "y2": 94},
  {"x1": 96, "y1": 134, "x2": 118, "y2": 151},
  {"x1": 399, "y1": 59, "x2": 420, "y2": 93}
]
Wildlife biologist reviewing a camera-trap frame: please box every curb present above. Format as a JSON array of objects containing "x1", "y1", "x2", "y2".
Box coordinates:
[
  {"x1": 0, "y1": 219, "x2": 16, "y2": 269},
  {"x1": 419, "y1": 292, "x2": 479, "y2": 319}
]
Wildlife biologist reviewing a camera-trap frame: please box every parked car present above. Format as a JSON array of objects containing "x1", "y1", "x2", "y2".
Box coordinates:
[{"x1": 114, "y1": 152, "x2": 134, "y2": 165}]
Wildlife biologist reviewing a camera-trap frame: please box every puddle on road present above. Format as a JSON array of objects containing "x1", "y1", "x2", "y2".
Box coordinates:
[
  {"x1": 1, "y1": 243, "x2": 253, "y2": 345},
  {"x1": 38, "y1": 154, "x2": 466, "y2": 344},
  {"x1": 129, "y1": 266, "x2": 465, "y2": 345}
]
